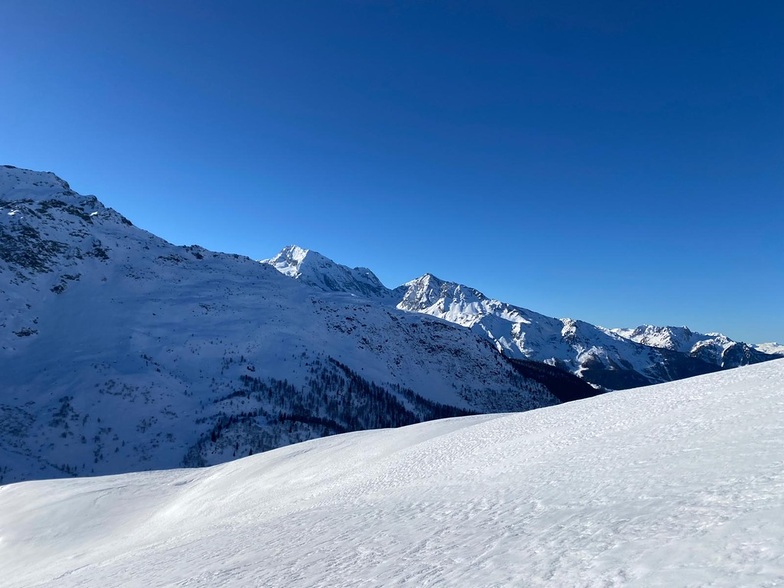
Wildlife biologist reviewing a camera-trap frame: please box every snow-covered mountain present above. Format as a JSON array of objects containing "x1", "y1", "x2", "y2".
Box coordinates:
[
  {"x1": 0, "y1": 166, "x2": 561, "y2": 484},
  {"x1": 266, "y1": 247, "x2": 779, "y2": 390},
  {"x1": 4, "y1": 358, "x2": 782, "y2": 587},
  {"x1": 752, "y1": 341, "x2": 784, "y2": 356},
  {"x1": 395, "y1": 273, "x2": 722, "y2": 389},
  {"x1": 610, "y1": 324, "x2": 778, "y2": 368},
  {"x1": 261, "y1": 244, "x2": 394, "y2": 300}
]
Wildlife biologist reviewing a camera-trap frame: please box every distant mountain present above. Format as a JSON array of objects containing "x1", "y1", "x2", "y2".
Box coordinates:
[
  {"x1": 3, "y1": 165, "x2": 776, "y2": 486},
  {"x1": 266, "y1": 246, "x2": 779, "y2": 390},
  {"x1": 395, "y1": 274, "x2": 724, "y2": 389},
  {"x1": 0, "y1": 165, "x2": 561, "y2": 484},
  {"x1": 610, "y1": 325, "x2": 779, "y2": 368},
  {"x1": 752, "y1": 342, "x2": 784, "y2": 356},
  {"x1": 261, "y1": 244, "x2": 393, "y2": 300}
]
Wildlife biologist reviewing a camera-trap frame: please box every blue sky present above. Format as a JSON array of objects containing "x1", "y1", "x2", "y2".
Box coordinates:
[{"x1": 2, "y1": 1, "x2": 782, "y2": 342}]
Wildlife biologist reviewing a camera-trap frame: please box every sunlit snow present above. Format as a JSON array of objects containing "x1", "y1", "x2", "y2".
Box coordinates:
[{"x1": 2, "y1": 359, "x2": 782, "y2": 587}]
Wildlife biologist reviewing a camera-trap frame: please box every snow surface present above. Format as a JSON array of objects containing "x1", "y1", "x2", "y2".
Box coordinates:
[{"x1": 3, "y1": 359, "x2": 783, "y2": 587}]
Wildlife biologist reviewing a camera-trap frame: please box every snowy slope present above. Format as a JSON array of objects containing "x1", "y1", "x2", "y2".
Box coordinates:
[
  {"x1": 0, "y1": 166, "x2": 557, "y2": 484},
  {"x1": 611, "y1": 324, "x2": 778, "y2": 368},
  {"x1": 3, "y1": 359, "x2": 783, "y2": 587}
]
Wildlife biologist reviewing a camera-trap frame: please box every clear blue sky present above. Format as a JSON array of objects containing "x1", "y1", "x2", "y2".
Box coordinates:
[{"x1": 2, "y1": 1, "x2": 782, "y2": 343}]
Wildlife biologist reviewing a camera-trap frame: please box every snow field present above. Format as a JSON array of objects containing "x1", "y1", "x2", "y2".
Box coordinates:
[{"x1": 2, "y1": 359, "x2": 783, "y2": 586}]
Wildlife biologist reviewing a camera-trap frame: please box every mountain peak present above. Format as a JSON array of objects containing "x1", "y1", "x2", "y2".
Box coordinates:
[
  {"x1": 261, "y1": 245, "x2": 390, "y2": 298},
  {"x1": 610, "y1": 324, "x2": 778, "y2": 368},
  {"x1": 264, "y1": 244, "x2": 317, "y2": 278},
  {"x1": 0, "y1": 166, "x2": 144, "y2": 277},
  {"x1": 405, "y1": 272, "x2": 450, "y2": 290},
  {"x1": 753, "y1": 342, "x2": 784, "y2": 356},
  {"x1": 612, "y1": 324, "x2": 725, "y2": 352},
  {"x1": 0, "y1": 165, "x2": 83, "y2": 204},
  {"x1": 398, "y1": 273, "x2": 492, "y2": 321}
]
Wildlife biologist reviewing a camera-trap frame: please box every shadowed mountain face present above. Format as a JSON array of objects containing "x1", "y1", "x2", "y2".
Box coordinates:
[
  {"x1": 265, "y1": 248, "x2": 779, "y2": 390},
  {"x1": 0, "y1": 165, "x2": 562, "y2": 484}
]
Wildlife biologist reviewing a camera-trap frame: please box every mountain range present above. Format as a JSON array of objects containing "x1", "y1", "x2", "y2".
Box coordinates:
[
  {"x1": 1, "y1": 165, "x2": 779, "y2": 484},
  {"x1": 263, "y1": 245, "x2": 781, "y2": 389},
  {"x1": 0, "y1": 166, "x2": 563, "y2": 484}
]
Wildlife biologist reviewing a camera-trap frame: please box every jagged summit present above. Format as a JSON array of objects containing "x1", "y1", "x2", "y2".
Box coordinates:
[
  {"x1": 0, "y1": 166, "x2": 142, "y2": 277},
  {"x1": 263, "y1": 244, "x2": 316, "y2": 278},
  {"x1": 261, "y1": 244, "x2": 391, "y2": 299},
  {"x1": 399, "y1": 273, "x2": 502, "y2": 325},
  {"x1": 611, "y1": 325, "x2": 698, "y2": 351}
]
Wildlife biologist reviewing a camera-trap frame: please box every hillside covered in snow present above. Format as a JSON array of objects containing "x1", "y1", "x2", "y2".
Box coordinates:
[
  {"x1": 3, "y1": 358, "x2": 782, "y2": 587},
  {"x1": 0, "y1": 166, "x2": 563, "y2": 484}
]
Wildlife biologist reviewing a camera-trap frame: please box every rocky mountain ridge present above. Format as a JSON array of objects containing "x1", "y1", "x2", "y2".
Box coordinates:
[
  {"x1": 610, "y1": 324, "x2": 778, "y2": 368},
  {"x1": 264, "y1": 246, "x2": 781, "y2": 389}
]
